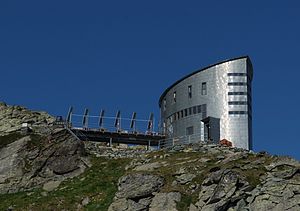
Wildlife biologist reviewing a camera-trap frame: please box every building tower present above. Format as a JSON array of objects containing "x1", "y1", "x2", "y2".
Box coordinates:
[{"x1": 159, "y1": 56, "x2": 253, "y2": 150}]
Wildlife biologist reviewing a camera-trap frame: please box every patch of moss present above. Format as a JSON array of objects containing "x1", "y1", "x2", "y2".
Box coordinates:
[
  {"x1": 26, "y1": 134, "x2": 45, "y2": 150},
  {"x1": 0, "y1": 132, "x2": 25, "y2": 149},
  {"x1": 241, "y1": 169, "x2": 264, "y2": 188},
  {"x1": 130, "y1": 151, "x2": 218, "y2": 205},
  {"x1": 0, "y1": 156, "x2": 131, "y2": 211},
  {"x1": 219, "y1": 153, "x2": 273, "y2": 189},
  {"x1": 177, "y1": 193, "x2": 193, "y2": 211}
]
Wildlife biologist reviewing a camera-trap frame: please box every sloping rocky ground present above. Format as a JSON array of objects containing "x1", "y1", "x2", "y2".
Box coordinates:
[
  {"x1": 106, "y1": 144, "x2": 300, "y2": 211},
  {"x1": 0, "y1": 102, "x2": 88, "y2": 195},
  {"x1": 1, "y1": 102, "x2": 300, "y2": 210},
  {"x1": 0, "y1": 128, "x2": 88, "y2": 194},
  {"x1": 0, "y1": 102, "x2": 54, "y2": 136}
]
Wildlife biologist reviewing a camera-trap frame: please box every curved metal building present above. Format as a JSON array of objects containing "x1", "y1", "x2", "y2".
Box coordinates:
[{"x1": 159, "y1": 56, "x2": 253, "y2": 150}]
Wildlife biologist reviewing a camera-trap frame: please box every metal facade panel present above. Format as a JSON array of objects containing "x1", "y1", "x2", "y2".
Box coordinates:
[{"x1": 160, "y1": 57, "x2": 253, "y2": 150}]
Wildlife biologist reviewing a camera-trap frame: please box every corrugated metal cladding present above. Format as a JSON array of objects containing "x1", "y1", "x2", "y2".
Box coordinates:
[{"x1": 159, "y1": 56, "x2": 253, "y2": 150}]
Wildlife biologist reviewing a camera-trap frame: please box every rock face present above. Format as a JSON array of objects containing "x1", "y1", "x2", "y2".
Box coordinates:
[
  {"x1": 246, "y1": 158, "x2": 300, "y2": 211},
  {"x1": 0, "y1": 136, "x2": 30, "y2": 184},
  {"x1": 149, "y1": 192, "x2": 181, "y2": 211},
  {"x1": 176, "y1": 173, "x2": 196, "y2": 185},
  {"x1": 118, "y1": 144, "x2": 300, "y2": 211},
  {"x1": 116, "y1": 173, "x2": 164, "y2": 199},
  {"x1": 0, "y1": 129, "x2": 87, "y2": 194},
  {"x1": 0, "y1": 102, "x2": 54, "y2": 136},
  {"x1": 194, "y1": 169, "x2": 251, "y2": 210},
  {"x1": 0, "y1": 102, "x2": 89, "y2": 193},
  {"x1": 109, "y1": 173, "x2": 166, "y2": 211}
]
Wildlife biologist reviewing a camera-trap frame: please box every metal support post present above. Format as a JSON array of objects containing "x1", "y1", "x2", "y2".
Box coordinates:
[
  {"x1": 66, "y1": 106, "x2": 73, "y2": 128},
  {"x1": 109, "y1": 138, "x2": 113, "y2": 147}
]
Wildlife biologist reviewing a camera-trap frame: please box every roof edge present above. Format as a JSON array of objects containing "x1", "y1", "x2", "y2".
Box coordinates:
[{"x1": 159, "y1": 56, "x2": 251, "y2": 107}]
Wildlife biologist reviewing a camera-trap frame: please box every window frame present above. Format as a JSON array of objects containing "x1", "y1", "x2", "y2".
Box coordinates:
[
  {"x1": 173, "y1": 91, "x2": 176, "y2": 103},
  {"x1": 201, "y1": 82, "x2": 207, "y2": 95},
  {"x1": 186, "y1": 126, "x2": 194, "y2": 135},
  {"x1": 188, "y1": 85, "x2": 192, "y2": 99}
]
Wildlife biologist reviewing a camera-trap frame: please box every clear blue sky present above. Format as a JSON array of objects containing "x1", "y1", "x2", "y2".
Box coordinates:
[{"x1": 1, "y1": 1, "x2": 300, "y2": 159}]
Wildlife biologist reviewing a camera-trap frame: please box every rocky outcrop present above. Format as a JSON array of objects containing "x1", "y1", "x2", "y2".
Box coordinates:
[
  {"x1": 193, "y1": 169, "x2": 252, "y2": 210},
  {"x1": 0, "y1": 102, "x2": 54, "y2": 136},
  {"x1": 176, "y1": 173, "x2": 196, "y2": 185},
  {"x1": 149, "y1": 192, "x2": 181, "y2": 211},
  {"x1": 0, "y1": 102, "x2": 89, "y2": 194},
  {"x1": 0, "y1": 129, "x2": 88, "y2": 194},
  {"x1": 109, "y1": 173, "x2": 165, "y2": 211},
  {"x1": 115, "y1": 144, "x2": 300, "y2": 211},
  {"x1": 245, "y1": 158, "x2": 300, "y2": 211},
  {"x1": 0, "y1": 136, "x2": 30, "y2": 185}
]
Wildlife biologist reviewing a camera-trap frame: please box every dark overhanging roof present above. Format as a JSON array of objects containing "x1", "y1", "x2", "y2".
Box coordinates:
[{"x1": 158, "y1": 56, "x2": 251, "y2": 107}]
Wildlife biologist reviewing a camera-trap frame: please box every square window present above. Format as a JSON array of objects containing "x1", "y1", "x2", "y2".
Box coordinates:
[{"x1": 186, "y1": 126, "x2": 194, "y2": 135}]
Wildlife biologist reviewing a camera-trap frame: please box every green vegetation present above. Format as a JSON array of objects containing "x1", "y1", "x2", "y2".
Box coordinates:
[
  {"x1": 0, "y1": 144, "x2": 274, "y2": 210},
  {"x1": 26, "y1": 134, "x2": 45, "y2": 150},
  {"x1": 0, "y1": 132, "x2": 45, "y2": 150},
  {"x1": 177, "y1": 194, "x2": 193, "y2": 211},
  {"x1": 0, "y1": 157, "x2": 130, "y2": 211},
  {"x1": 220, "y1": 153, "x2": 272, "y2": 188},
  {"x1": 139, "y1": 151, "x2": 219, "y2": 210},
  {"x1": 0, "y1": 132, "x2": 25, "y2": 149},
  {"x1": 139, "y1": 149, "x2": 272, "y2": 210}
]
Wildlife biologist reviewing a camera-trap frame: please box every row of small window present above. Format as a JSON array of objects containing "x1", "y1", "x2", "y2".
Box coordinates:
[
  {"x1": 228, "y1": 101, "x2": 247, "y2": 105},
  {"x1": 228, "y1": 73, "x2": 247, "y2": 76},
  {"x1": 229, "y1": 110, "x2": 252, "y2": 119},
  {"x1": 228, "y1": 82, "x2": 247, "y2": 86},
  {"x1": 228, "y1": 73, "x2": 252, "y2": 111},
  {"x1": 228, "y1": 73, "x2": 252, "y2": 87},
  {"x1": 228, "y1": 82, "x2": 252, "y2": 93},
  {"x1": 228, "y1": 111, "x2": 248, "y2": 115},
  {"x1": 190, "y1": 83, "x2": 207, "y2": 97},
  {"x1": 228, "y1": 92, "x2": 247, "y2": 95},
  {"x1": 167, "y1": 104, "x2": 207, "y2": 123},
  {"x1": 163, "y1": 82, "x2": 207, "y2": 110},
  {"x1": 229, "y1": 101, "x2": 252, "y2": 113},
  {"x1": 228, "y1": 92, "x2": 252, "y2": 102}
]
